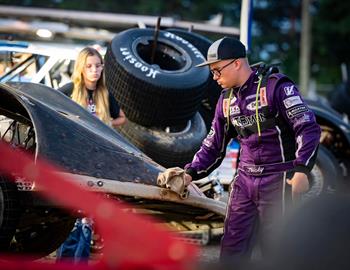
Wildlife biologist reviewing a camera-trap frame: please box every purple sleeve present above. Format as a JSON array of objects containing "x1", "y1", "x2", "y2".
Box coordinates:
[
  {"x1": 184, "y1": 91, "x2": 236, "y2": 180},
  {"x1": 274, "y1": 81, "x2": 321, "y2": 173}
]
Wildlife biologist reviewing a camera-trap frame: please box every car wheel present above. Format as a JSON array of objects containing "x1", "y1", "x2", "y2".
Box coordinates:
[
  {"x1": 104, "y1": 28, "x2": 209, "y2": 126},
  {"x1": 116, "y1": 112, "x2": 207, "y2": 168},
  {"x1": 166, "y1": 28, "x2": 223, "y2": 131},
  {"x1": 302, "y1": 145, "x2": 341, "y2": 200},
  {"x1": 0, "y1": 175, "x2": 20, "y2": 251},
  {"x1": 10, "y1": 216, "x2": 76, "y2": 258}
]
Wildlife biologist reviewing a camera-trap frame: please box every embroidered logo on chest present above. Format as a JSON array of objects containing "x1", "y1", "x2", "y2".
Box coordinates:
[
  {"x1": 246, "y1": 101, "x2": 261, "y2": 111},
  {"x1": 230, "y1": 105, "x2": 241, "y2": 115},
  {"x1": 232, "y1": 113, "x2": 266, "y2": 127}
]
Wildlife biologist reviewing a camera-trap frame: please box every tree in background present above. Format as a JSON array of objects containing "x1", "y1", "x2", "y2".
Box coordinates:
[
  {"x1": 312, "y1": 0, "x2": 350, "y2": 84},
  {"x1": 251, "y1": 1, "x2": 301, "y2": 81},
  {"x1": 0, "y1": 0, "x2": 349, "y2": 89},
  {"x1": 252, "y1": 0, "x2": 350, "y2": 88}
]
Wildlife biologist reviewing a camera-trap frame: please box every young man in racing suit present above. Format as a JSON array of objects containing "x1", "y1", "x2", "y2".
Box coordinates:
[{"x1": 183, "y1": 37, "x2": 321, "y2": 260}]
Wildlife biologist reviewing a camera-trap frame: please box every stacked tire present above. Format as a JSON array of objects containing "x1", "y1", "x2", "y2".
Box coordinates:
[
  {"x1": 105, "y1": 28, "x2": 213, "y2": 168},
  {"x1": 166, "y1": 28, "x2": 222, "y2": 130}
]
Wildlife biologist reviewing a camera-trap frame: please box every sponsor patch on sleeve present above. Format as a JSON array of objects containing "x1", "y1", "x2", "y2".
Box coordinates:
[
  {"x1": 203, "y1": 128, "x2": 215, "y2": 148},
  {"x1": 284, "y1": 85, "x2": 295, "y2": 96},
  {"x1": 203, "y1": 137, "x2": 213, "y2": 148},
  {"x1": 294, "y1": 114, "x2": 312, "y2": 126},
  {"x1": 283, "y1": 96, "x2": 303, "y2": 108},
  {"x1": 286, "y1": 105, "x2": 309, "y2": 118},
  {"x1": 207, "y1": 127, "x2": 215, "y2": 138}
]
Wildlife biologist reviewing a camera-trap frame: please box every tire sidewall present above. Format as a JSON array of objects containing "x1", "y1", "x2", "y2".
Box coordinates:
[
  {"x1": 117, "y1": 113, "x2": 207, "y2": 167},
  {"x1": 303, "y1": 145, "x2": 340, "y2": 200},
  {"x1": 109, "y1": 28, "x2": 209, "y2": 89},
  {"x1": 0, "y1": 176, "x2": 20, "y2": 250}
]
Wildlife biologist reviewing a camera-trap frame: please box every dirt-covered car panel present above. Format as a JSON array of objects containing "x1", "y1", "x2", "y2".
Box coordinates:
[
  {"x1": 0, "y1": 81, "x2": 226, "y2": 256},
  {"x1": 0, "y1": 81, "x2": 226, "y2": 214},
  {"x1": 1, "y1": 82, "x2": 161, "y2": 184}
]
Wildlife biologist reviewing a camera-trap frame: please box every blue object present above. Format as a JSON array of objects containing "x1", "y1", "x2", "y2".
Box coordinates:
[
  {"x1": 56, "y1": 218, "x2": 92, "y2": 263},
  {"x1": 0, "y1": 40, "x2": 29, "y2": 48}
]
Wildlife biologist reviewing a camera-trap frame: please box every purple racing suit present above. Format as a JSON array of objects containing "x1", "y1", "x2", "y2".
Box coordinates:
[{"x1": 185, "y1": 70, "x2": 321, "y2": 259}]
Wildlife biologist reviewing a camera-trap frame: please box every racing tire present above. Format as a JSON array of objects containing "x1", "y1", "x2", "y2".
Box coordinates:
[
  {"x1": 166, "y1": 28, "x2": 223, "y2": 131},
  {"x1": 10, "y1": 216, "x2": 76, "y2": 258},
  {"x1": 104, "y1": 28, "x2": 210, "y2": 126},
  {"x1": 0, "y1": 175, "x2": 20, "y2": 251},
  {"x1": 116, "y1": 112, "x2": 207, "y2": 168},
  {"x1": 166, "y1": 28, "x2": 213, "y2": 57},
  {"x1": 302, "y1": 145, "x2": 342, "y2": 201}
]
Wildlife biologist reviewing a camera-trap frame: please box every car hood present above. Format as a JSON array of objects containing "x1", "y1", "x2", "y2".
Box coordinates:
[
  {"x1": 1, "y1": 82, "x2": 161, "y2": 185},
  {"x1": 0, "y1": 82, "x2": 226, "y2": 217}
]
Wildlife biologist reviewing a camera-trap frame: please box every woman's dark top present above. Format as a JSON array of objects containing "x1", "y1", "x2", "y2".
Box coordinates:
[{"x1": 58, "y1": 82, "x2": 120, "y2": 118}]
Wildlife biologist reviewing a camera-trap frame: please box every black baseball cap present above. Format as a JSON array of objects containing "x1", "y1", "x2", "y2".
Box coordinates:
[{"x1": 196, "y1": 37, "x2": 247, "y2": 67}]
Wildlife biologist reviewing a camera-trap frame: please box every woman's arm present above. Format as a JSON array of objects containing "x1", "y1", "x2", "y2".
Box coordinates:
[
  {"x1": 111, "y1": 108, "x2": 127, "y2": 127},
  {"x1": 108, "y1": 92, "x2": 127, "y2": 127}
]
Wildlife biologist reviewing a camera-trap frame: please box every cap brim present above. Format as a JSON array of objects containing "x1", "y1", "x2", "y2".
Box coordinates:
[{"x1": 196, "y1": 59, "x2": 221, "y2": 67}]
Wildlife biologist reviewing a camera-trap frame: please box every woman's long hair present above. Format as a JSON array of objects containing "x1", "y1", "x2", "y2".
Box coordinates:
[{"x1": 71, "y1": 47, "x2": 111, "y2": 125}]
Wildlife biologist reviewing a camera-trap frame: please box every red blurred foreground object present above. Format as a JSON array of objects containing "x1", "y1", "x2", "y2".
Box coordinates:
[{"x1": 0, "y1": 142, "x2": 198, "y2": 270}]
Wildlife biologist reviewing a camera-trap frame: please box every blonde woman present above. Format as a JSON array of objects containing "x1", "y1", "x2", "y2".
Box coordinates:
[
  {"x1": 59, "y1": 46, "x2": 126, "y2": 127},
  {"x1": 57, "y1": 47, "x2": 125, "y2": 263}
]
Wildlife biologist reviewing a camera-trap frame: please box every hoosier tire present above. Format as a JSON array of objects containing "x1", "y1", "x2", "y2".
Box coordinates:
[
  {"x1": 303, "y1": 145, "x2": 342, "y2": 200},
  {"x1": 10, "y1": 216, "x2": 76, "y2": 258},
  {"x1": 166, "y1": 28, "x2": 223, "y2": 131},
  {"x1": 104, "y1": 28, "x2": 210, "y2": 126},
  {"x1": 0, "y1": 175, "x2": 20, "y2": 251},
  {"x1": 117, "y1": 112, "x2": 207, "y2": 168}
]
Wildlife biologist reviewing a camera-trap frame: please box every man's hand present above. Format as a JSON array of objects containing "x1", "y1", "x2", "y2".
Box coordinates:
[
  {"x1": 286, "y1": 172, "x2": 309, "y2": 201},
  {"x1": 184, "y1": 173, "x2": 192, "y2": 186},
  {"x1": 157, "y1": 167, "x2": 191, "y2": 199}
]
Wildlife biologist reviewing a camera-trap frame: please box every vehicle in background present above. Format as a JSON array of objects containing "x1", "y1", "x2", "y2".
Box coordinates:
[
  {"x1": 0, "y1": 82, "x2": 226, "y2": 258},
  {"x1": 209, "y1": 140, "x2": 239, "y2": 187},
  {"x1": 0, "y1": 40, "x2": 82, "y2": 88}
]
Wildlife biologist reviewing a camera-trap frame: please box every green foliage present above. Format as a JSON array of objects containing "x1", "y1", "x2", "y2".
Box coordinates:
[
  {"x1": 312, "y1": 0, "x2": 350, "y2": 83},
  {"x1": 251, "y1": 1, "x2": 301, "y2": 81},
  {"x1": 1, "y1": 0, "x2": 349, "y2": 85}
]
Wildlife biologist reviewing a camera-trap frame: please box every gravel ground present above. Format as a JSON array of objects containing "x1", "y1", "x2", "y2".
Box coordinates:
[
  {"x1": 42, "y1": 192, "x2": 229, "y2": 265},
  {"x1": 198, "y1": 240, "x2": 221, "y2": 264},
  {"x1": 197, "y1": 190, "x2": 228, "y2": 264}
]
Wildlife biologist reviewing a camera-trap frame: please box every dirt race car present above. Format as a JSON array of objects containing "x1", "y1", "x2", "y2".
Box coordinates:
[
  {"x1": 0, "y1": 82, "x2": 226, "y2": 258},
  {"x1": 1, "y1": 30, "x2": 350, "y2": 260}
]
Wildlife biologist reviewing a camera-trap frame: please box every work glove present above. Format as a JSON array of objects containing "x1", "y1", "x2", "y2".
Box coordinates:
[{"x1": 157, "y1": 167, "x2": 189, "y2": 199}]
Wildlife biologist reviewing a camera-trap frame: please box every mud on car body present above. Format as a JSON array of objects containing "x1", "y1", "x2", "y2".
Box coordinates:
[{"x1": 0, "y1": 82, "x2": 226, "y2": 258}]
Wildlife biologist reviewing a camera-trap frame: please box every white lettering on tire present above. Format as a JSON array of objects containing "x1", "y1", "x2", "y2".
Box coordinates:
[{"x1": 120, "y1": 47, "x2": 160, "y2": 79}]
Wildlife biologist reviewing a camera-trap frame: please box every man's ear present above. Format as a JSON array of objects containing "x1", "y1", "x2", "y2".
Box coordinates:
[{"x1": 234, "y1": 58, "x2": 241, "y2": 70}]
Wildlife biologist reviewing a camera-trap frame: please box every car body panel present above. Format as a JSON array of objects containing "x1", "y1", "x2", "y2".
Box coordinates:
[
  {"x1": 0, "y1": 82, "x2": 226, "y2": 216},
  {"x1": 306, "y1": 98, "x2": 350, "y2": 143}
]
